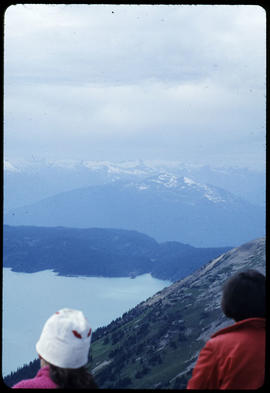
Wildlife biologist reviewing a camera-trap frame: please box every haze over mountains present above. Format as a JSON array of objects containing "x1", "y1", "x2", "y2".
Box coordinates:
[
  {"x1": 4, "y1": 159, "x2": 265, "y2": 208},
  {"x1": 4, "y1": 159, "x2": 265, "y2": 247}
]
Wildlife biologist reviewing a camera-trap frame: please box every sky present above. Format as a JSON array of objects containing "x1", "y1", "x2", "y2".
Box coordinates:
[{"x1": 4, "y1": 4, "x2": 266, "y2": 170}]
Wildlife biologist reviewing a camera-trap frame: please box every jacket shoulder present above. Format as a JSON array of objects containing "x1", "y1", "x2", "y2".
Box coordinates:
[{"x1": 12, "y1": 367, "x2": 58, "y2": 389}]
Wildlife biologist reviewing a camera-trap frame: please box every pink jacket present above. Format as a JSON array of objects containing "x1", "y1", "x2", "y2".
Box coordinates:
[
  {"x1": 12, "y1": 366, "x2": 58, "y2": 389},
  {"x1": 187, "y1": 318, "x2": 265, "y2": 390}
]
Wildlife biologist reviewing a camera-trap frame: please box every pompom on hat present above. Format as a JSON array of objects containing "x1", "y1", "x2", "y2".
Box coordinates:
[{"x1": 36, "y1": 308, "x2": 92, "y2": 369}]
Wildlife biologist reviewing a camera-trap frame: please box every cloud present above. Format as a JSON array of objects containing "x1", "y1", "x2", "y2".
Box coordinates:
[
  {"x1": 4, "y1": 4, "x2": 266, "y2": 168},
  {"x1": 5, "y1": 4, "x2": 265, "y2": 86}
]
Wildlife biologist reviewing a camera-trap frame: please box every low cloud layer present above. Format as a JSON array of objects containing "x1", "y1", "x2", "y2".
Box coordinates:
[{"x1": 4, "y1": 4, "x2": 266, "y2": 169}]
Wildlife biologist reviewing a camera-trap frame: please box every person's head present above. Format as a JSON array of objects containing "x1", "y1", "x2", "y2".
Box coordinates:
[
  {"x1": 221, "y1": 269, "x2": 265, "y2": 322},
  {"x1": 36, "y1": 308, "x2": 92, "y2": 369}
]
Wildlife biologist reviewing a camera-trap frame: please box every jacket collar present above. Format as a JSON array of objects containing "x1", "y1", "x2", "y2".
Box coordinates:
[
  {"x1": 211, "y1": 317, "x2": 265, "y2": 338},
  {"x1": 37, "y1": 365, "x2": 51, "y2": 377}
]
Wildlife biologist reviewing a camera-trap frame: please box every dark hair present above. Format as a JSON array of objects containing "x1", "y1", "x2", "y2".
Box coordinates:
[
  {"x1": 221, "y1": 269, "x2": 265, "y2": 322},
  {"x1": 49, "y1": 364, "x2": 98, "y2": 389}
]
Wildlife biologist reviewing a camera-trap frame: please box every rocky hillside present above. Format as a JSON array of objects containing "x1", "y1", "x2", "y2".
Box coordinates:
[
  {"x1": 90, "y1": 237, "x2": 265, "y2": 389},
  {"x1": 3, "y1": 237, "x2": 265, "y2": 389}
]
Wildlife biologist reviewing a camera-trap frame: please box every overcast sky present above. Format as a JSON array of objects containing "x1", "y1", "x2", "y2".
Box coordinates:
[{"x1": 4, "y1": 4, "x2": 266, "y2": 169}]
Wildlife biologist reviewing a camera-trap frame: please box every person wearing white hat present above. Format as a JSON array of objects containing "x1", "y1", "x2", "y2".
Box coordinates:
[{"x1": 12, "y1": 308, "x2": 98, "y2": 389}]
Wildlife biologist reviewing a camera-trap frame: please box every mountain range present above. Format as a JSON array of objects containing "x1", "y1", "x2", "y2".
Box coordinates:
[
  {"x1": 4, "y1": 159, "x2": 265, "y2": 210},
  {"x1": 4, "y1": 237, "x2": 265, "y2": 389},
  {"x1": 3, "y1": 225, "x2": 230, "y2": 281},
  {"x1": 4, "y1": 172, "x2": 265, "y2": 247}
]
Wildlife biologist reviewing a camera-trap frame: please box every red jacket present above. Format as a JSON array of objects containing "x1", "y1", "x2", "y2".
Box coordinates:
[{"x1": 187, "y1": 318, "x2": 265, "y2": 390}]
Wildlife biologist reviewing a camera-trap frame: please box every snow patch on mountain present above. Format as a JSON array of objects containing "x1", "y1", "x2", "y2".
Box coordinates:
[
  {"x1": 138, "y1": 185, "x2": 149, "y2": 190},
  {"x1": 4, "y1": 160, "x2": 20, "y2": 172},
  {"x1": 152, "y1": 174, "x2": 179, "y2": 188},
  {"x1": 183, "y1": 176, "x2": 226, "y2": 203},
  {"x1": 183, "y1": 177, "x2": 196, "y2": 186},
  {"x1": 83, "y1": 160, "x2": 152, "y2": 176},
  {"x1": 200, "y1": 184, "x2": 226, "y2": 203},
  {"x1": 122, "y1": 173, "x2": 229, "y2": 206}
]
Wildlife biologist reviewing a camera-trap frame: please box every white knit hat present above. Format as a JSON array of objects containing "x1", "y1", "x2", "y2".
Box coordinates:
[{"x1": 36, "y1": 308, "x2": 92, "y2": 369}]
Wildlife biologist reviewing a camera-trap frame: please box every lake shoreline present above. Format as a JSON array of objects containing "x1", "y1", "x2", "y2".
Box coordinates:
[{"x1": 2, "y1": 268, "x2": 171, "y2": 376}]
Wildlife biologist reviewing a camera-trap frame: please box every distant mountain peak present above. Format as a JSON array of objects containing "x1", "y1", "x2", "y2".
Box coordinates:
[{"x1": 122, "y1": 173, "x2": 230, "y2": 205}]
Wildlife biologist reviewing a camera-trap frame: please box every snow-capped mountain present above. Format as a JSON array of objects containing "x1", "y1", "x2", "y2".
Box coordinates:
[
  {"x1": 4, "y1": 158, "x2": 265, "y2": 212},
  {"x1": 4, "y1": 171, "x2": 265, "y2": 247},
  {"x1": 4, "y1": 158, "x2": 155, "y2": 175},
  {"x1": 3, "y1": 159, "x2": 154, "y2": 212},
  {"x1": 123, "y1": 174, "x2": 238, "y2": 205}
]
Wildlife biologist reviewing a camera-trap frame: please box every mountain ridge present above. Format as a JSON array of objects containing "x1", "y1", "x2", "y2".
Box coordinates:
[
  {"x1": 89, "y1": 236, "x2": 266, "y2": 389},
  {"x1": 3, "y1": 225, "x2": 231, "y2": 281},
  {"x1": 4, "y1": 159, "x2": 265, "y2": 211},
  {"x1": 4, "y1": 174, "x2": 265, "y2": 247}
]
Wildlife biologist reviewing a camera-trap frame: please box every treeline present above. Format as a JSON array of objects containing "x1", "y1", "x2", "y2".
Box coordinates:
[
  {"x1": 3, "y1": 291, "x2": 196, "y2": 389},
  {"x1": 92, "y1": 298, "x2": 193, "y2": 389},
  {"x1": 2, "y1": 305, "x2": 143, "y2": 388},
  {"x1": 3, "y1": 359, "x2": 40, "y2": 388}
]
